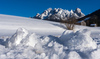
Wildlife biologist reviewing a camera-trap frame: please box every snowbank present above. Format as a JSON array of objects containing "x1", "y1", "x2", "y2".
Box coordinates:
[
  {"x1": 8, "y1": 28, "x2": 28, "y2": 47},
  {"x1": 0, "y1": 28, "x2": 66, "y2": 59},
  {"x1": 68, "y1": 51, "x2": 82, "y2": 59},
  {"x1": 59, "y1": 29, "x2": 97, "y2": 52},
  {"x1": 0, "y1": 28, "x2": 99, "y2": 59},
  {"x1": 90, "y1": 49, "x2": 100, "y2": 59}
]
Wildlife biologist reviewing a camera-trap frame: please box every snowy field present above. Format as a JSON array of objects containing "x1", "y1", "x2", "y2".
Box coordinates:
[{"x1": 0, "y1": 14, "x2": 100, "y2": 59}]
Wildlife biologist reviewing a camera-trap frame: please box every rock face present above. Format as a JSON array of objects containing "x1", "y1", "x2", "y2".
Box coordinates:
[
  {"x1": 74, "y1": 8, "x2": 85, "y2": 17},
  {"x1": 34, "y1": 8, "x2": 85, "y2": 22}
]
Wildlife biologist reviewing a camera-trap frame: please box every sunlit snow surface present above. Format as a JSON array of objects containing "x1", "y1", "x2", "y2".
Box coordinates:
[{"x1": 0, "y1": 14, "x2": 100, "y2": 59}]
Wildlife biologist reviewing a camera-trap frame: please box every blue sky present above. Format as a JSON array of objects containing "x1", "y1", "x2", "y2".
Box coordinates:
[{"x1": 0, "y1": 0, "x2": 99, "y2": 17}]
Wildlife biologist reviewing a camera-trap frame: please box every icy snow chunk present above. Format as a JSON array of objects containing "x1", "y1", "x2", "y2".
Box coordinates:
[
  {"x1": 91, "y1": 49, "x2": 100, "y2": 59},
  {"x1": 0, "y1": 45, "x2": 9, "y2": 55},
  {"x1": 51, "y1": 54, "x2": 59, "y2": 59},
  {"x1": 0, "y1": 54, "x2": 6, "y2": 59},
  {"x1": 41, "y1": 36, "x2": 50, "y2": 45},
  {"x1": 8, "y1": 28, "x2": 28, "y2": 47},
  {"x1": 48, "y1": 41, "x2": 53, "y2": 47},
  {"x1": 60, "y1": 29, "x2": 97, "y2": 51},
  {"x1": 40, "y1": 53, "x2": 46, "y2": 58},
  {"x1": 23, "y1": 33, "x2": 44, "y2": 53},
  {"x1": 26, "y1": 33, "x2": 38, "y2": 47},
  {"x1": 68, "y1": 51, "x2": 82, "y2": 59}
]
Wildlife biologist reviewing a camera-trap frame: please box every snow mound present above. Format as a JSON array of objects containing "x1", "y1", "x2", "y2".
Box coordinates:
[
  {"x1": 0, "y1": 27, "x2": 100, "y2": 59},
  {"x1": 60, "y1": 29, "x2": 97, "y2": 51},
  {"x1": 68, "y1": 51, "x2": 82, "y2": 59},
  {"x1": 8, "y1": 28, "x2": 41, "y2": 48},
  {"x1": 8, "y1": 28, "x2": 28, "y2": 47},
  {"x1": 2, "y1": 28, "x2": 66, "y2": 58},
  {"x1": 90, "y1": 49, "x2": 100, "y2": 59},
  {"x1": 26, "y1": 33, "x2": 39, "y2": 47}
]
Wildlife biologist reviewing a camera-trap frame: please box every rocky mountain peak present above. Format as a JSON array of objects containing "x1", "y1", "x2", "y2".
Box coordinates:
[
  {"x1": 75, "y1": 8, "x2": 81, "y2": 13},
  {"x1": 34, "y1": 8, "x2": 85, "y2": 22}
]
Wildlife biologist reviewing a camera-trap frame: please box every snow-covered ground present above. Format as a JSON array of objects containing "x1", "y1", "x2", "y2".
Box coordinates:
[
  {"x1": 0, "y1": 14, "x2": 100, "y2": 59},
  {"x1": 0, "y1": 14, "x2": 65, "y2": 36}
]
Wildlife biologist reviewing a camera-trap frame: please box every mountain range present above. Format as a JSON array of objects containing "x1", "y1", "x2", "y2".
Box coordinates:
[{"x1": 33, "y1": 8, "x2": 85, "y2": 22}]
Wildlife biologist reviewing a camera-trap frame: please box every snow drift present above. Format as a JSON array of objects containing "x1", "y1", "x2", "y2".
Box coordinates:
[
  {"x1": 8, "y1": 28, "x2": 28, "y2": 47},
  {"x1": 60, "y1": 29, "x2": 97, "y2": 52},
  {"x1": 0, "y1": 28, "x2": 98, "y2": 59}
]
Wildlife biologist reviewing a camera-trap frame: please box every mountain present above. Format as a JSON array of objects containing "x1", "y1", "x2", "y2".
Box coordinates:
[
  {"x1": 77, "y1": 9, "x2": 100, "y2": 26},
  {"x1": 34, "y1": 8, "x2": 85, "y2": 22}
]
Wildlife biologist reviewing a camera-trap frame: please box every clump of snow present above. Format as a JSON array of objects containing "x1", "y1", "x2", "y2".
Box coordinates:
[
  {"x1": 25, "y1": 33, "x2": 39, "y2": 47},
  {"x1": 8, "y1": 28, "x2": 28, "y2": 47},
  {"x1": 68, "y1": 51, "x2": 82, "y2": 59},
  {"x1": 90, "y1": 49, "x2": 100, "y2": 59},
  {"x1": 59, "y1": 29, "x2": 97, "y2": 52}
]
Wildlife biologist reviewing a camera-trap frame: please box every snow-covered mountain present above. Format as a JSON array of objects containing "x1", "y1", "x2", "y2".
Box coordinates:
[{"x1": 34, "y1": 8, "x2": 85, "y2": 21}]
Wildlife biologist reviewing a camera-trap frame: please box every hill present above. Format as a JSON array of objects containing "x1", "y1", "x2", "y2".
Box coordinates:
[{"x1": 77, "y1": 9, "x2": 100, "y2": 26}]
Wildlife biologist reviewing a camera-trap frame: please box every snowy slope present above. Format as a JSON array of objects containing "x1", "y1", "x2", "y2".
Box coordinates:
[
  {"x1": 0, "y1": 14, "x2": 100, "y2": 59},
  {"x1": 0, "y1": 14, "x2": 65, "y2": 36}
]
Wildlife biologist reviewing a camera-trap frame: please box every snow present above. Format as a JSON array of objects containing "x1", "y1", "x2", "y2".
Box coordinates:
[
  {"x1": 60, "y1": 29, "x2": 97, "y2": 52},
  {"x1": 0, "y1": 14, "x2": 100, "y2": 59},
  {"x1": 75, "y1": 8, "x2": 82, "y2": 13},
  {"x1": 84, "y1": 17, "x2": 90, "y2": 21},
  {"x1": 68, "y1": 51, "x2": 82, "y2": 59},
  {"x1": 8, "y1": 28, "x2": 28, "y2": 47},
  {"x1": 0, "y1": 14, "x2": 65, "y2": 36},
  {"x1": 91, "y1": 49, "x2": 100, "y2": 59}
]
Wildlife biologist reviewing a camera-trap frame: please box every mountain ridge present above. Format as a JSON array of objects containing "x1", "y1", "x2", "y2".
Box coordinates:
[{"x1": 33, "y1": 8, "x2": 85, "y2": 22}]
